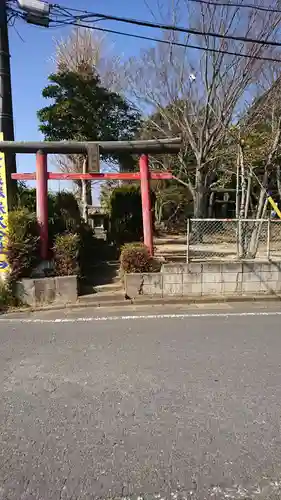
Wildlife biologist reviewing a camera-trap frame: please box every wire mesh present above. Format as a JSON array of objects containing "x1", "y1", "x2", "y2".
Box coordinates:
[
  {"x1": 188, "y1": 219, "x2": 237, "y2": 260},
  {"x1": 187, "y1": 218, "x2": 280, "y2": 261},
  {"x1": 269, "y1": 220, "x2": 281, "y2": 261}
]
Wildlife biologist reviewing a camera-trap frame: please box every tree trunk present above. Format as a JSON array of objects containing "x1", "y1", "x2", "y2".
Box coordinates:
[
  {"x1": 194, "y1": 169, "x2": 206, "y2": 218},
  {"x1": 155, "y1": 197, "x2": 163, "y2": 226},
  {"x1": 239, "y1": 145, "x2": 246, "y2": 218},
  {"x1": 75, "y1": 180, "x2": 92, "y2": 221},
  {"x1": 208, "y1": 192, "x2": 215, "y2": 218},
  {"x1": 249, "y1": 199, "x2": 268, "y2": 258},
  {"x1": 247, "y1": 170, "x2": 268, "y2": 257},
  {"x1": 244, "y1": 171, "x2": 252, "y2": 219},
  {"x1": 277, "y1": 164, "x2": 281, "y2": 201},
  {"x1": 193, "y1": 169, "x2": 207, "y2": 243},
  {"x1": 238, "y1": 160, "x2": 251, "y2": 258},
  {"x1": 86, "y1": 181, "x2": 92, "y2": 205},
  {"x1": 222, "y1": 192, "x2": 229, "y2": 218},
  {"x1": 235, "y1": 145, "x2": 240, "y2": 219}
]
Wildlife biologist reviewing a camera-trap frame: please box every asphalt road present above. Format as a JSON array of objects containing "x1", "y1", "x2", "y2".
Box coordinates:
[{"x1": 1, "y1": 302, "x2": 281, "y2": 499}]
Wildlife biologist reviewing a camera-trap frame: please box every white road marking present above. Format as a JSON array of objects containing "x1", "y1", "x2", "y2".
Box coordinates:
[
  {"x1": 1, "y1": 310, "x2": 281, "y2": 323},
  {"x1": 195, "y1": 302, "x2": 231, "y2": 309}
]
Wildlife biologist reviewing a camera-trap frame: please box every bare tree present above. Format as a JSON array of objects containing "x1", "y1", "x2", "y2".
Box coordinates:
[
  {"x1": 121, "y1": 0, "x2": 281, "y2": 217},
  {"x1": 52, "y1": 28, "x2": 122, "y2": 210},
  {"x1": 53, "y1": 27, "x2": 122, "y2": 91},
  {"x1": 235, "y1": 73, "x2": 281, "y2": 256}
]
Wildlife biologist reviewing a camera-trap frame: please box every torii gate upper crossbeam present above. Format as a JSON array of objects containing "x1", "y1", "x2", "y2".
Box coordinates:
[{"x1": 0, "y1": 137, "x2": 181, "y2": 154}]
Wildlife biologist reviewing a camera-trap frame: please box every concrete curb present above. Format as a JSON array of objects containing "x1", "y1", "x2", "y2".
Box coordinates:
[{"x1": 2, "y1": 293, "x2": 281, "y2": 315}]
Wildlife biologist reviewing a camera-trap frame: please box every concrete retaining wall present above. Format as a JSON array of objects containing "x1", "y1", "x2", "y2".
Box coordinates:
[
  {"x1": 125, "y1": 261, "x2": 281, "y2": 299},
  {"x1": 16, "y1": 275, "x2": 78, "y2": 307}
]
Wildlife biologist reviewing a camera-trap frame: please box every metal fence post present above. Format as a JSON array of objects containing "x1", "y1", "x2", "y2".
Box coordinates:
[
  {"x1": 186, "y1": 218, "x2": 190, "y2": 263},
  {"x1": 267, "y1": 218, "x2": 271, "y2": 260}
]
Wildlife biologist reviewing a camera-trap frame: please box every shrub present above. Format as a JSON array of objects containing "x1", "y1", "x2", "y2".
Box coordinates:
[
  {"x1": 49, "y1": 192, "x2": 83, "y2": 250},
  {"x1": 7, "y1": 209, "x2": 40, "y2": 282},
  {"x1": 0, "y1": 281, "x2": 14, "y2": 312},
  {"x1": 110, "y1": 185, "x2": 144, "y2": 246},
  {"x1": 53, "y1": 191, "x2": 82, "y2": 231},
  {"x1": 53, "y1": 232, "x2": 80, "y2": 276},
  {"x1": 120, "y1": 242, "x2": 160, "y2": 274},
  {"x1": 78, "y1": 223, "x2": 96, "y2": 276},
  {"x1": 16, "y1": 184, "x2": 83, "y2": 251}
]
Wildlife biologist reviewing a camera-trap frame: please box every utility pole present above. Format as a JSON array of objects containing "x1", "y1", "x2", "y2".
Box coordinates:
[
  {"x1": 0, "y1": 0, "x2": 50, "y2": 210},
  {"x1": 0, "y1": 0, "x2": 16, "y2": 208}
]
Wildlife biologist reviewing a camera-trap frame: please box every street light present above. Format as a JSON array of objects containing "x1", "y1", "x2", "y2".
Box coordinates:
[
  {"x1": 17, "y1": 0, "x2": 50, "y2": 26},
  {"x1": 17, "y1": 0, "x2": 50, "y2": 15}
]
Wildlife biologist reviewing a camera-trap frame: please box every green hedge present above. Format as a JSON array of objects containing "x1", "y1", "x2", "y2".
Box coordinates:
[
  {"x1": 0, "y1": 281, "x2": 15, "y2": 312},
  {"x1": 53, "y1": 232, "x2": 80, "y2": 276},
  {"x1": 8, "y1": 189, "x2": 100, "y2": 281},
  {"x1": 110, "y1": 185, "x2": 144, "y2": 246},
  {"x1": 7, "y1": 209, "x2": 40, "y2": 282},
  {"x1": 120, "y1": 242, "x2": 160, "y2": 274}
]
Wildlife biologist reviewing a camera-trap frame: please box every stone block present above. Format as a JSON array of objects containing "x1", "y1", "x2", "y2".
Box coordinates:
[
  {"x1": 16, "y1": 275, "x2": 78, "y2": 307},
  {"x1": 16, "y1": 278, "x2": 35, "y2": 306},
  {"x1": 242, "y1": 263, "x2": 261, "y2": 282},
  {"x1": 55, "y1": 275, "x2": 78, "y2": 303},
  {"x1": 161, "y1": 264, "x2": 186, "y2": 274},
  {"x1": 220, "y1": 262, "x2": 242, "y2": 295},
  {"x1": 201, "y1": 264, "x2": 220, "y2": 294},
  {"x1": 163, "y1": 282, "x2": 183, "y2": 296},
  {"x1": 241, "y1": 280, "x2": 262, "y2": 294},
  {"x1": 125, "y1": 274, "x2": 143, "y2": 298},
  {"x1": 182, "y1": 266, "x2": 202, "y2": 296},
  {"x1": 182, "y1": 270, "x2": 202, "y2": 285},
  {"x1": 142, "y1": 273, "x2": 163, "y2": 296},
  {"x1": 241, "y1": 263, "x2": 262, "y2": 294},
  {"x1": 182, "y1": 281, "x2": 202, "y2": 296},
  {"x1": 201, "y1": 280, "x2": 223, "y2": 295},
  {"x1": 188, "y1": 263, "x2": 203, "y2": 274},
  {"x1": 34, "y1": 278, "x2": 56, "y2": 305},
  {"x1": 260, "y1": 262, "x2": 280, "y2": 283},
  {"x1": 221, "y1": 262, "x2": 242, "y2": 277},
  {"x1": 222, "y1": 272, "x2": 242, "y2": 283},
  {"x1": 162, "y1": 273, "x2": 183, "y2": 296},
  {"x1": 202, "y1": 264, "x2": 223, "y2": 288},
  {"x1": 125, "y1": 273, "x2": 163, "y2": 297},
  {"x1": 163, "y1": 273, "x2": 183, "y2": 297},
  {"x1": 202, "y1": 263, "x2": 222, "y2": 275},
  {"x1": 259, "y1": 282, "x2": 274, "y2": 294},
  {"x1": 221, "y1": 274, "x2": 242, "y2": 295},
  {"x1": 163, "y1": 273, "x2": 183, "y2": 284}
]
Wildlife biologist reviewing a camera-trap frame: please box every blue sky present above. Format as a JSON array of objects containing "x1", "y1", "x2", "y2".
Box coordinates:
[{"x1": 8, "y1": 0, "x2": 162, "y2": 196}]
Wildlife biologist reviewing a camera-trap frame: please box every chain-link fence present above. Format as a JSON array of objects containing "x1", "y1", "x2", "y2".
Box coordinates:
[{"x1": 187, "y1": 218, "x2": 281, "y2": 261}]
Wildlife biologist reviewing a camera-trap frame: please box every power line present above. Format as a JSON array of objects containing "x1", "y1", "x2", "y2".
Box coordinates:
[
  {"x1": 9, "y1": 2, "x2": 281, "y2": 62},
  {"x1": 51, "y1": 3, "x2": 281, "y2": 49},
  {"x1": 187, "y1": 0, "x2": 281, "y2": 14},
  {"x1": 10, "y1": 5, "x2": 281, "y2": 63},
  {"x1": 51, "y1": 18, "x2": 281, "y2": 63},
  {"x1": 51, "y1": 0, "x2": 281, "y2": 15}
]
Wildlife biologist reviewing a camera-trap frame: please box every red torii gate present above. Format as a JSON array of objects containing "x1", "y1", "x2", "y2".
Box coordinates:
[{"x1": 0, "y1": 138, "x2": 181, "y2": 260}]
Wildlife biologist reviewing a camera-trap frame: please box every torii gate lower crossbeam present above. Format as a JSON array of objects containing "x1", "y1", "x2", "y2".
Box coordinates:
[{"x1": 12, "y1": 153, "x2": 173, "y2": 260}]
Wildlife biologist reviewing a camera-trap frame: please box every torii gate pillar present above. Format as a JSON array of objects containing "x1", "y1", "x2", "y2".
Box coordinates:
[
  {"x1": 139, "y1": 154, "x2": 153, "y2": 256},
  {"x1": 36, "y1": 151, "x2": 48, "y2": 260}
]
